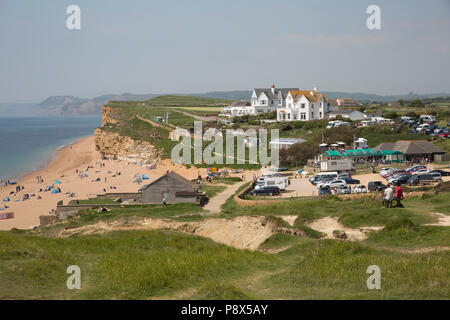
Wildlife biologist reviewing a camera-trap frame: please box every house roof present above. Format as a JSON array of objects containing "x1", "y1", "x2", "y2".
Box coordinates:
[
  {"x1": 138, "y1": 172, "x2": 199, "y2": 192},
  {"x1": 289, "y1": 90, "x2": 326, "y2": 103},
  {"x1": 328, "y1": 110, "x2": 359, "y2": 115},
  {"x1": 254, "y1": 88, "x2": 298, "y2": 100},
  {"x1": 229, "y1": 100, "x2": 251, "y2": 107},
  {"x1": 373, "y1": 140, "x2": 445, "y2": 155}
]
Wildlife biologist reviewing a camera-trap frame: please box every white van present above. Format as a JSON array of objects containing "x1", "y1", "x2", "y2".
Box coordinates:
[
  {"x1": 326, "y1": 120, "x2": 344, "y2": 129},
  {"x1": 255, "y1": 176, "x2": 288, "y2": 191},
  {"x1": 420, "y1": 115, "x2": 436, "y2": 123}
]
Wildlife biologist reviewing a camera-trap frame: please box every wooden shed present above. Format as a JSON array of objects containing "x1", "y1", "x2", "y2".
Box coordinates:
[{"x1": 138, "y1": 172, "x2": 200, "y2": 204}]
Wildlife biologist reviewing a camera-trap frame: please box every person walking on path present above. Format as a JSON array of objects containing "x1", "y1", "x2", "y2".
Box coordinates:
[
  {"x1": 382, "y1": 184, "x2": 394, "y2": 208},
  {"x1": 395, "y1": 184, "x2": 404, "y2": 207},
  {"x1": 162, "y1": 194, "x2": 167, "y2": 207}
]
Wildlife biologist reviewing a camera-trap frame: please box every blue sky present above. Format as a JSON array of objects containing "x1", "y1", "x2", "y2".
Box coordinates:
[{"x1": 1, "y1": 0, "x2": 449, "y2": 102}]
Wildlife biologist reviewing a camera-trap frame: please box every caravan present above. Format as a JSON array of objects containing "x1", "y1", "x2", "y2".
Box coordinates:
[{"x1": 255, "y1": 175, "x2": 288, "y2": 191}]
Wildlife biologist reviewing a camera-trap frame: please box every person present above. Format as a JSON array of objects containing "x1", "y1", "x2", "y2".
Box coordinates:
[
  {"x1": 382, "y1": 184, "x2": 394, "y2": 208},
  {"x1": 162, "y1": 195, "x2": 167, "y2": 207},
  {"x1": 395, "y1": 184, "x2": 404, "y2": 207}
]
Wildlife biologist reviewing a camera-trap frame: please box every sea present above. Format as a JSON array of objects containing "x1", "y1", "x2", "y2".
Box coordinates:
[{"x1": 0, "y1": 116, "x2": 101, "y2": 184}]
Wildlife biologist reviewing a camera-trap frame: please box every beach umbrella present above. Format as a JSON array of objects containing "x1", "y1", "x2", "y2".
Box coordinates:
[
  {"x1": 51, "y1": 189, "x2": 60, "y2": 194},
  {"x1": 3, "y1": 197, "x2": 9, "y2": 202},
  {"x1": 55, "y1": 180, "x2": 61, "y2": 184},
  {"x1": 142, "y1": 174, "x2": 149, "y2": 180},
  {"x1": 83, "y1": 174, "x2": 88, "y2": 177},
  {"x1": 297, "y1": 169, "x2": 303, "y2": 173}
]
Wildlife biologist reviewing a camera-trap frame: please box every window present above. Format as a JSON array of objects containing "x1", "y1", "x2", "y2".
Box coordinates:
[
  {"x1": 288, "y1": 114, "x2": 291, "y2": 120},
  {"x1": 260, "y1": 100, "x2": 266, "y2": 105},
  {"x1": 293, "y1": 114, "x2": 297, "y2": 120},
  {"x1": 301, "y1": 103, "x2": 305, "y2": 108},
  {"x1": 271, "y1": 100, "x2": 274, "y2": 105},
  {"x1": 300, "y1": 113, "x2": 306, "y2": 120},
  {"x1": 311, "y1": 112, "x2": 314, "y2": 119},
  {"x1": 319, "y1": 112, "x2": 322, "y2": 118},
  {"x1": 278, "y1": 99, "x2": 282, "y2": 104}
]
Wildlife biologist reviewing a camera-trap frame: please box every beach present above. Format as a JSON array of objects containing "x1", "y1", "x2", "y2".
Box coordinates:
[{"x1": 0, "y1": 136, "x2": 242, "y2": 231}]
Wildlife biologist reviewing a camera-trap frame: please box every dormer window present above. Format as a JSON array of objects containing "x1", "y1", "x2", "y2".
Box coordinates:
[{"x1": 301, "y1": 103, "x2": 305, "y2": 108}]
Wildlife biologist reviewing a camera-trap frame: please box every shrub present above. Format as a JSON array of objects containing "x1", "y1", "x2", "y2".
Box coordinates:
[{"x1": 384, "y1": 217, "x2": 417, "y2": 231}]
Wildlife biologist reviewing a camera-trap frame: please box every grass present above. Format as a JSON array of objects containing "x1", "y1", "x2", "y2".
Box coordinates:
[
  {"x1": 200, "y1": 185, "x2": 227, "y2": 198},
  {"x1": 1, "y1": 172, "x2": 449, "y2": 299}
]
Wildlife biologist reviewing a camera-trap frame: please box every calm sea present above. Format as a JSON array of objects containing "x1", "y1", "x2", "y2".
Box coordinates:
[{"x1": 0, "y1": 116, "x2": 100, "y2": 183}]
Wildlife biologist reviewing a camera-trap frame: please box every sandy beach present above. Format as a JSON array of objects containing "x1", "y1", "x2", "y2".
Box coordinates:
[{"x1": 0, "y1": 136, "x2": 256, "y2": 231}]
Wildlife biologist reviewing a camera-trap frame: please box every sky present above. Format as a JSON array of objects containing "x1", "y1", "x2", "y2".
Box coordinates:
[{"x1": 0, "y1": 0, "x2": 449, "y2": 103}]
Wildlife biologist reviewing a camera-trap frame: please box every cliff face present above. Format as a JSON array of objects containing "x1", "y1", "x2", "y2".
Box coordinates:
[
  {"x1": 95, "y1": 128, "x2": 160, "y2": 164},
  {"x1": 102, "y1": 105, "x2": 119, "y2": 126}
]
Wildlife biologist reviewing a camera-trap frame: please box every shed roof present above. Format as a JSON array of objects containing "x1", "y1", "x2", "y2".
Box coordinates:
[
  {"x1": 373, "y1": 140, "x2": 445, "y2": 155},
  {"x1": 139, "y1": 172, "x2": 199, "y2": 192}
]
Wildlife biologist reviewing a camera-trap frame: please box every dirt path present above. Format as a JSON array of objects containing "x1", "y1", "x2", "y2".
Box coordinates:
[
  {"x1": 306, "y1": 217, "x2": 382, "y2": 241},
  {"x1": 424, "y1": 213, "x2": 450, "y2": 227},
  {"x1": 58, "y1": 215, "x2": 276, "y2": 250},
  {"x1": 203, "y1": 181, "x2": 246, "y2": 214},
  {"x1": 173, "y1": 110, "x2": 217, "y2": 122}
]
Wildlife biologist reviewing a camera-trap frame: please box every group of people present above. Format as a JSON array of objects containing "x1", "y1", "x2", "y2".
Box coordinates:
[{"x1": 382, "y1": 183, "x2": 403, "y2": 208}]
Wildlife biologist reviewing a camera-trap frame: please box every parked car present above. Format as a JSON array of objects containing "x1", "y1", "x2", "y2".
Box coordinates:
[
  {"x1": 406, "y1": 165, "x2": 427, "y2": 173},
  {"x1": 353, "y1": 185, "x2": 368, "y2": 193},
  {"x1": 385, "y1": 170, "x2": 407, "y2": 180},
  {"x1": 344, "y1": 178, "x2": 360, "y2": 184},
  {"x1": 429, "y1": 169, "x2": 450, "y2": 176},
  {"x1": 439, "y1": 132, "x2": 450, "y2": 139},
  {"x1": 323, "y1": 179, "x2": 347, "y2": 189},
  {"x1": 368, "y1": 181, "x2": 388, "y2": 192},
  {"x1": 379, "y1": 167, "x2": 396, "y2": 177},
  {"x1": 407, "y1": 174, "x2": 434, "y2": 186},
  {"x1": 389, "y1": 174, "x2": 411, "y2": 185},
  {"x1": 249, "y1": 186, "x2": 281, "y2": 196},
  {"x1": 316, "y1": 177, "x2": 335, "y2": 188},
  {"x1": 336, "y1": 185, "x2": 351, "y2": 194},
  {"x1": 411, "y1": 169, "x2": 430, "y2": 175},
  {"x1": 429, "y1": 172, "x2": 443, "y2": 182},
  {"x1": 319, "y1": 186, "x2": 332, "y2": 196}
]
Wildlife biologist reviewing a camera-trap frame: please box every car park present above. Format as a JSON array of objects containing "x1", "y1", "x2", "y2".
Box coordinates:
[
  {"x1": 249, "y1": 186, "x2": 281, "y2": 196},
  {"x1": 379, "y1": 167, "x2": 396, "y2": 177}
]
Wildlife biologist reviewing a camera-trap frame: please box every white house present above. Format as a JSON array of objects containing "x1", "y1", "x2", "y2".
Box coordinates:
[
  {"x1": 251, "y1": 85, "x2": 298, "y2": 114},
  {"x1": 276, "y1": 88, "x2": 329, "y2": 122},
  {"x1": 220, "y1": 100, "x2": 252, "y2": 117}
]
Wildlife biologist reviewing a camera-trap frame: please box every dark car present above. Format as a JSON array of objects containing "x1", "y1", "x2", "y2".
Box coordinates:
[
  {"x1": 250, "y1": 186, "x2": 281, "y2": 196},
  {"x1": 368, "y1": 181, "x2": 388, "y2": 192},
  {"x1": 319, "y1": 186, "x2": 332, "y2": 196},
  {"x1": 407, "y1": 174, "x2": 434, "y2": 186},
  {"x1": 390, "y1": 174, "x2": 411, "y2": 185},
  {"x1": 429, "y1": 169, "x2": 450, "y2": 176},
  {"x1": 344, "y1": 178, "x2": 360, "y2": 184}
]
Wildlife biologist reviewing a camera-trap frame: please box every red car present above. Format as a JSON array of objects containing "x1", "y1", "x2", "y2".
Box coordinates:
[{"x1": 439, "y1": 132, "x2": 450, "y2": 139}]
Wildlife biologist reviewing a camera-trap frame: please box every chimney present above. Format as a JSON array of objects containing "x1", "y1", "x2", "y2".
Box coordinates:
[
  {"x1": 271, "y1": 84, "x2": 275, "y2": 94},
  {"x1": 314, "y1": 87, "x2": 318, "y2": 92}
]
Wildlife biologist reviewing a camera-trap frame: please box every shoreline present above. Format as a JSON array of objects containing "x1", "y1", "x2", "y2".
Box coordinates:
[{"x1": 0, "y1": 135, "x2": 94, "y2": 186}]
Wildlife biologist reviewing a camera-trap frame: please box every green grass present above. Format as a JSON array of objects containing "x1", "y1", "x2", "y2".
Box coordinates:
[
  {"x1": 200, "y1": 185, "x2": 227, "y2": 198},
  {"x1": 1, "y1": 229, "x2": 447, "y2": 299}
]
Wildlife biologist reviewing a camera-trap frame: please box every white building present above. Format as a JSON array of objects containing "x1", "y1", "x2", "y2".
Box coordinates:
[
  {"x1": 327, "y1": 110, "x2": 366, "y2": 121},
  {"x1": 220, "y1": 100, "x2": 252, "y2": 117},
  {"x1": 269, "y1": 138, "x2": 306, "y2": 150},
  {"x1": 277, "y1": 88, "x2": 329, "y2": 122},
  {"x1": 251, "y1": 85, "x2": 299, "y2": 114}
]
